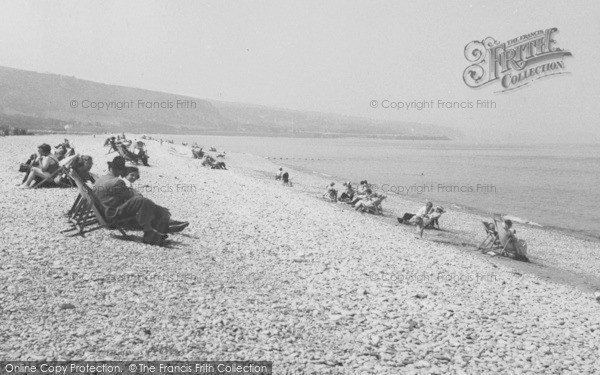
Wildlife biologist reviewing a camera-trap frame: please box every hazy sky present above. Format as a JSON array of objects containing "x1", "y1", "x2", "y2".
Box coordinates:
[{"x1": 1, "y1": 0, "x2": 599, "y2": 142}]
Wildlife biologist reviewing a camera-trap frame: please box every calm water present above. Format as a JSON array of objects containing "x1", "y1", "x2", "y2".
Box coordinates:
[{"x1": 168, "y1": 135, "x2": 600, "y2": 239}]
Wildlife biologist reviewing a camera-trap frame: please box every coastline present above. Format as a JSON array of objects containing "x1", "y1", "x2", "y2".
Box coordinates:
[
  {"x1": 2, "y1": 134, "x2": 600, "y2": 373},
  {"x1": 268, "y1": 156, "x2": 600, "y2": 244}
]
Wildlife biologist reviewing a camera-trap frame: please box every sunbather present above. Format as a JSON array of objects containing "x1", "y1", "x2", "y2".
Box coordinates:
[
  {"x1": 19, "y1": 144, "x2": 60, "y2": 188},
  {"x1": 355, "y1": 193, "x2": 386, "y2": 213},
  {"x1": 498, "y1": 220, "x2": 528, "y2": 261}
]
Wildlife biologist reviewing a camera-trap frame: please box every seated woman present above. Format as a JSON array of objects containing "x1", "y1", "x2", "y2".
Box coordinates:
[
  {"x1": 323, "y1": 182, "x2": 338, "y2": 202},
  {"x1": 498, "y1": 220, "x2": 529, "y2": 261},
  {"x1": 354, "y1": 193, "x2": 386, "y2": 213},
  {"x1": 338, "y1": 182, "x2": 355, "y2": 202},
  {"x1": 19, "y1": 144, "x2": 60, "y2": 188},
  {"x1": 348, "y1": 187, "x2": 372, "y2": 205},
  {"x1": 120, "y1": 166, "x2": 140, "y2": 188},
  {"x1": 58, "y1": 155, "x2": 97, "y2": 186},
  {"x1": 75, "y1": 155, "x2": 97, "y2": 183}
]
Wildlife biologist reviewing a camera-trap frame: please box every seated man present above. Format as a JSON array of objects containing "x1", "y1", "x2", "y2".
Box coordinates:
[
  {"x1": 94, "y1": 156, "x2": 189, "y2": 246},
  {"x1": 498, "y1": 219, "x2": 528, "y2": 261},
  {"x1": 275, "y1": 168, "x2": 283, "y2": 180},
  {"x1": 398, "y1": 201, "x2": 433, "y2": 224}
]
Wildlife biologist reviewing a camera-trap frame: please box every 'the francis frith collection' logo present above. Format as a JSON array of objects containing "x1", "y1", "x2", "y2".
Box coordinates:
[{"x1": 463, "y1": 28, "x2": 572, "y2": 92}]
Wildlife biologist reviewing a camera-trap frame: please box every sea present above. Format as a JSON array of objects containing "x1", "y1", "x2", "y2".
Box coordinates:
[{"x1": 165, "y1": 135, "x2": 600, "y2": 240}]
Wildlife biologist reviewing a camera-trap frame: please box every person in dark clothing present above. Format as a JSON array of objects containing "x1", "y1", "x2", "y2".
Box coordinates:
[
  {"x1": 94, "y1": 156, "x2": 188, "y2": 246},
  {"x1": 282, "y1": 171, "x2": 290, "y2": 186}
]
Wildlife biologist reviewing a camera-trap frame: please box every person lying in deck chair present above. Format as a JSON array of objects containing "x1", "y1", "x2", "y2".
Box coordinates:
[
  {"x1": 93, "y1": 156, "x2": 189, "y2": 246},
  {"x1": 355, "y1": 193, "x2": 386, "y2": 214}
]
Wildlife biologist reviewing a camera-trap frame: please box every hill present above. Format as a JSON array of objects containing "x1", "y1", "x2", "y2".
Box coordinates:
[{"x1": 0, "y1": 66, "x2": 459, "y2": 139}]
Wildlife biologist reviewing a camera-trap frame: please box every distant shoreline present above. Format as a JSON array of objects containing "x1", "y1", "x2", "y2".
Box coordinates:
[{"x1": 14, "y1": 129, "x2": 452, "y2": 140}]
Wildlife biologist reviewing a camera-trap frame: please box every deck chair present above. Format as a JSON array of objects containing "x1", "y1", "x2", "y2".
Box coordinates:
[
  {"x1": 62, "y1": 169, "x2": 132, "y2": 237},
  {"x1": 477, "y1": 219, "x2": 512, "y2": 256},
  {"x1": 365, "y1": 195, "x2": 386, "y2": 215},
  {"x1": 32, "y1": 153, "x2": 78, "y2": 189},
  {"x1": 116, "y1": 144, "x2": 139, "y2": 164},
  {"x1": 423, "y1": 207, "x2": 445, "y2": 230}
]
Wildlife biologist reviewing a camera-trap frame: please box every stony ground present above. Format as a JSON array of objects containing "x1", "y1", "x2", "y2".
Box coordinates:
[{"x1": 1, "y1": 135, "x2": 600, "y2": 374}]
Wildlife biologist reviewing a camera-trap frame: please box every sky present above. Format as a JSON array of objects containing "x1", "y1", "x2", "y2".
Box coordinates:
[{"x1": 0, "y1": 0, "x2": 599, "y2": 143}]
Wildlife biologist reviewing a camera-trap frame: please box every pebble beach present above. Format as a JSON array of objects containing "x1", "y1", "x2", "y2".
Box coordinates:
[{"x1": 1, "y1": 134, "x2": 600, "y2": 374}]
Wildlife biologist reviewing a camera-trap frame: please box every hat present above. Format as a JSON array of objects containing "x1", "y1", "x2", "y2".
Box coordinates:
[
  {"x1": 38, "y1": 143, "x2": 51, "y2": 154},
  {"x1": 107, "y1": 156, "x2": 126, "y2": 171}
]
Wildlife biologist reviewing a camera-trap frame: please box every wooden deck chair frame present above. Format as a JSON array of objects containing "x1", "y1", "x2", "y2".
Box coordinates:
[
  {"x1": 62, "y1": 169, "x2": 132, "y2": 237},
  {"x1": 363, "y1": 196, "x2": 385, "y2": 215},
  {"x1": 32, "y1": 153, "x2": 78, "y2": 189},
  {"x1": 477, "y1": 219, "x2": 512, "y2": 256},
  {"x1": 117, "y1": 144, "x2": 139, "y2": 165}
]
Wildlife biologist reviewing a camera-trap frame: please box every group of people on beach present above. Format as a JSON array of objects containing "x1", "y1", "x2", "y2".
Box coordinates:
[
  {"x1": 190, "y1": 144, "x2": 227, "y2": 169},
  {"x1": 17, "y1": 136, "x2": 189, "y2": 246},
  {"x1": 104, "y1": 135, "x2": 149, "y2": 166},
  {"x1": 322, "y1": 180, "x2": 386, "y2": 214},
  {"x1": 272, "y1": 166, "x2": 527, "y2": 260},
  {"x1": 17, "y1": 140, "x2": 95, "y2": 188}
]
